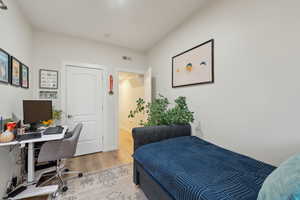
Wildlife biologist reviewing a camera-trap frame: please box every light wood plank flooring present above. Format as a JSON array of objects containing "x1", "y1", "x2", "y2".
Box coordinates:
[
  {"x1": 27, "y1": 130, "x2": 133, "y2": 200},
  {"x1": 64, "y1": 129, "x2": 133, "y2": 173}
]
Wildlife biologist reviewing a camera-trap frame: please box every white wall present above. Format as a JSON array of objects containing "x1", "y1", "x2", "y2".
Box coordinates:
[
  {"x1": 148, "y1": 0, "x2": 300, "y2": 166},
  {"x1": 0, "y1": 1, "x2": 33, "y2": 196},
  {"x1": 32, "y1": 31, "x2": 148, "y2": 151},
  {"x1": 119, "y1": 75, "x2": 144, "y2": 132}
]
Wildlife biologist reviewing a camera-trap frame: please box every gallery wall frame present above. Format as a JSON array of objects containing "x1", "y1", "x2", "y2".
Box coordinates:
[
  {"x1": 39, "y1": 69, "x2": 59, "y2": 89},
  {"x1": 172, "y1": 39, "x2": 214, "y2": 88},
  {"x1": 21, "y1": 64, "x2": 29, "y2": 89},
  {"x1": 0, "y1": 48, "x2": 30, "y2": 89},
  {"x1": 11, "y1": 56, "x2": 21, "y2": 87},
  {"x1": 0, "y1": 48, "x2": 11, "y2": 84}
]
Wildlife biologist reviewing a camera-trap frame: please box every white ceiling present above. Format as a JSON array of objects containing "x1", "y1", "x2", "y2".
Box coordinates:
[{"x1": 16, "y1": 0, "x2": 207, "y2": 52}]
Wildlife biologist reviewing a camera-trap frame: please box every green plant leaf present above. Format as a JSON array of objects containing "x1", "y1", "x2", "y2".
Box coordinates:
[{"x1": 128, "y1": 95, "x2": 194, "y2": 127}]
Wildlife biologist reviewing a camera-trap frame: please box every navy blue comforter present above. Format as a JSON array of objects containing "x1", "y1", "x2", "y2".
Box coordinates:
[{"x1": 133, "y1": 136, "x2": 275, "y2": 200}]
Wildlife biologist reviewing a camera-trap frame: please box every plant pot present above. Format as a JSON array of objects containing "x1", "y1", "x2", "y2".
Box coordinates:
[{"x1": 54, "y1": 120, "x2": 62, "y2": 126}]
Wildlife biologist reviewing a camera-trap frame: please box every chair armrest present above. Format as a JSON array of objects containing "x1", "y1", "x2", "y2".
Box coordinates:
[{"x1": 132, "y1": 124, "x2": 191, "y2": 151}]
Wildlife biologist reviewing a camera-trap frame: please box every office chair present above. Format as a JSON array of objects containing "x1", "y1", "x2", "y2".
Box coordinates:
[{"x1": 37, "y1": 123, "x2": 83, "y2": 192}]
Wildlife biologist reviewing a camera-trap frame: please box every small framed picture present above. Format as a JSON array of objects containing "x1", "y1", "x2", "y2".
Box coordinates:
[
  {"x1": 21, "y1": 64, "x2": 29, "y2": 88},
  {"x1": 0, "y1": 48, "x2": 11, "y2": 84},
  {"x1": 11, "y1": 57, "x2": 21, "y2": 87},
  {"x1": 39, "y1": 91, "x2": 58, "y2": 99}
]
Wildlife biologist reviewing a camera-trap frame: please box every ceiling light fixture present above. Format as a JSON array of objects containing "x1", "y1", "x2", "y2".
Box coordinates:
[{"x1": 0, "y1": 0, "x2": 7, "y2": 10}]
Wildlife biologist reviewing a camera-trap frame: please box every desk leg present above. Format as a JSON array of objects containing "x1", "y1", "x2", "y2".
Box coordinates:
[
  {"x1": 27, "y1": 143, "x2": 35, "y2": 183},
  {"x1": 11, "y1": 143, "x2": 59, "y2": 199}
]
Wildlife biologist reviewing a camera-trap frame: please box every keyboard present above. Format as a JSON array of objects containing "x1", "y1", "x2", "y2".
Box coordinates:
[
  {"x1": 43, "y1": 126, "x2": 64, "y2": 135},
  {"x1": 16, "y1": 132, "x2": 42, "y2": 141}
]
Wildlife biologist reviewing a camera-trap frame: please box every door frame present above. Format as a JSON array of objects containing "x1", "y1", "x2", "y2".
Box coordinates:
[
  {"x1": 115, "y1": 68, "x2": 146, "y2": 149},
  {"x1": 61, "y1": 62, "x2": 108, "y2": 152}
]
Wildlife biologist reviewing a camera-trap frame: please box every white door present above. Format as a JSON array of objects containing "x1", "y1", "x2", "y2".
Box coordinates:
[
  {"x1": 144, "y1": 68, "x2": 152, "y2": 103},
  {"x1": 66, "y1": 65, "x2": 104, "y2": 156}
]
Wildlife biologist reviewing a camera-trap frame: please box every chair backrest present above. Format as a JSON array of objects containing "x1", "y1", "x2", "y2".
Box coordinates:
[
  {"x1": 63, "y1": 123, "x2": 83, "y2": 157},
  {"x1": 38, "y1": 123, "x2": 83, "y2": 163}
]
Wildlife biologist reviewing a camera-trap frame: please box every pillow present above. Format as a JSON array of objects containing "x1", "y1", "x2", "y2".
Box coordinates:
[
  {"x1": 292, "y1": 193, "x2": 300, "y2": 200},
  {"x1": 257, "y1": 154, "x2": 300, "y2": 200}
]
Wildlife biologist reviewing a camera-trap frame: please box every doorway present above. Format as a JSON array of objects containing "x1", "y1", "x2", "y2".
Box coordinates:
[
  {"x1": 118, "y1": 72, "x2": 145, "y2": 154},
  {"x1": 65, "y1": 64, "x2": 104, "y2": 156}
]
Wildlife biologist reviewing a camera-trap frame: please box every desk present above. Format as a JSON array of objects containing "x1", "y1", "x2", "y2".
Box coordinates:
[{"x1": 0, "y1": 126, "x2": 68, "y2": 199}]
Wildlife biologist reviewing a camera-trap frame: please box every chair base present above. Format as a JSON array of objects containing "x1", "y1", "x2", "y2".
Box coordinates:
[{"x1": 39, "y1": 160, "x2": 83, "y2": 193}]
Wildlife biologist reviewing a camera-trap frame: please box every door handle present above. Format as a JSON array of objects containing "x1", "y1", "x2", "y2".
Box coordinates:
[{"x1": 67, "y1": 114, "x2": 73, "y2": 119}]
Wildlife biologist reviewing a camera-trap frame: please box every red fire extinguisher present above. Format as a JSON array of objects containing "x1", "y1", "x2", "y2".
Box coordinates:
[{"x1": 109, "y1": 75, "x2": 114, "y2": 95}]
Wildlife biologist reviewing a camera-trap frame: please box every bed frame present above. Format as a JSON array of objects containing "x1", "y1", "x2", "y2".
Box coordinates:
[{"x1": 132, "y1": 124, "x2": 191, "y2": 200}]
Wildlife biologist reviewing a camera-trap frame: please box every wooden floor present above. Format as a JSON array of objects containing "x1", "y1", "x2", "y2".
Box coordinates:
[
  {"x1": 65, "y1": 129, "x2": 133, "y2": 173},
  {"x1": 27, "y1": 130, "x2": 133, "y2": 200}
]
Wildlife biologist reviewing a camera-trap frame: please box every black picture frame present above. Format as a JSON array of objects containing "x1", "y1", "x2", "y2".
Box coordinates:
[
  {"x1": 0, "y1": 48, "x2": 11, "y2": 84},
  {"x1": 172, "y1": 39, "x2": 214, "y2": 88},
  {"x1": 39, "y1": 69, "x2": 59, "y2": 89},
  {"x1": 21, "y1": 64, "x2": 29, "y2": 89},
  {"x1": 11, "y1": 56, "x2": 21, "y2": 87}
]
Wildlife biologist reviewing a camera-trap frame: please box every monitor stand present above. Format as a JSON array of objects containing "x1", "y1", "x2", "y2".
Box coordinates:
[{"x1": 28, "y1": 123, "x2": 39, "y2": 132}]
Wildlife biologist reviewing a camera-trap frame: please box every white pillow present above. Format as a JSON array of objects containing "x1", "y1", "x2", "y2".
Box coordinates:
[{"x1": 257, "y1": 154, "x2": 300, "y2": 200}]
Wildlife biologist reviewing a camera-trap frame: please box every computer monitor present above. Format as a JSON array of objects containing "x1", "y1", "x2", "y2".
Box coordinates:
[{"x1": 23, "y1": 100, "x2": 53, "y2": 131}]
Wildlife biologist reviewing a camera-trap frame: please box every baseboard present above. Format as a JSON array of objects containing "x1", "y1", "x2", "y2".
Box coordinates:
[{"x1": 103, "y1": 144, "x2": 118, "y2": 152}]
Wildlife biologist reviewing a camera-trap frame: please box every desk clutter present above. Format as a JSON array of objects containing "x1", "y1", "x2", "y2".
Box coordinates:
[
  {"x1": 0, "y1": 100, "x2": 63, "y2": 144},
  {"x1": 0, "y1": 118, "x2": 42, "y2": 143},
  {"x1": 0, "y1": 120, "x2": 17, "y2": 143},
  {"x1": 0, "y1": 120, "x2": 64, "y2": 143}
]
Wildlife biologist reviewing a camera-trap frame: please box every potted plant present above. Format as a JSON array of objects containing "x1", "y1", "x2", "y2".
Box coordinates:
[
  {"x1": 42, "y1": 110, "x2": 63, "y2": 127},
  {"x1": 52, "y1": 110, "x2": 63, "y2": 126},
  {"x1": 128, "y1": 95, "x2": 194, "y2": 127}
]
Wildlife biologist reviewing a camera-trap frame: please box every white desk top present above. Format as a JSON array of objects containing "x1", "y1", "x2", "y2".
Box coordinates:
[{"x1": 0, "y1": 126, "x2": 68, "y2": 147}]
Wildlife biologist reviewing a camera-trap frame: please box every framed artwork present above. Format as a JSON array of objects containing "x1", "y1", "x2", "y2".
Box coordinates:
[
  {"x1": 21, "y1": 64, "x2": 29, "y2": 88},
  {"x1": 39, "y1": 69, "x2": 58, "y2": 89},
  {"x1": 11, "y1": 57, "x2": 21, "y2": 87},
  {"x1": 0, "y1": 48, "x2": 11, "y2": 84},
  {"x1": 172, "y1": 39, "x2": 214, "y2": 88}
]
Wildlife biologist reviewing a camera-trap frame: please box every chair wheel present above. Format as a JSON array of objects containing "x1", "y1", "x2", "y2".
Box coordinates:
[
  {"x1": 78, "y1": 173, "x2": 83, "y2": 178},
  {"x1": 62, "y1": 186, "x2": 68, "y2": 192},
  {"x1": 64, "y1": 168, "x2": 70, "y2": 172},
  {"x1": 52, "y1": 191, "x2": 59, "y2": 199}
]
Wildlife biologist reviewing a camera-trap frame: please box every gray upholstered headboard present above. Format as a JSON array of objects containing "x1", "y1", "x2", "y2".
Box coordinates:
[{"x1": 132, "y1": 124, "x2": 191, "y2": 151}]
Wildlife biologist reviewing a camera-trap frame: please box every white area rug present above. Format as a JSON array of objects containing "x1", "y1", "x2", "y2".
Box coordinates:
[{"x1": 50, "y1": 164, "x2": 148, "y2": 200}]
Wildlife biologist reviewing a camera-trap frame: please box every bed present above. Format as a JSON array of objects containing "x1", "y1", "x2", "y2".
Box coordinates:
[{"x1": 132, "y1": 125, "x2": 276, "y2": 200}]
